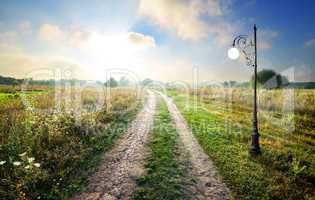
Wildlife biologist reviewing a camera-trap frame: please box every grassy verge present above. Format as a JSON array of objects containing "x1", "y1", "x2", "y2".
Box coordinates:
[
  {"x1": 133, "y1": 100, "x2": 187, "y2": 200},
  {"x1": 166, "y1": 90, "x2": 314, "y2": 200},
  {"x1": 0, "y1": 89, "x2": 142, "y2": 199}
]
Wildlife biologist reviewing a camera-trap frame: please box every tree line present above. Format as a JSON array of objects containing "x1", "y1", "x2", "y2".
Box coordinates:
[{"x1": 1, "y1": 70, "x2": 315, "y2": 89}]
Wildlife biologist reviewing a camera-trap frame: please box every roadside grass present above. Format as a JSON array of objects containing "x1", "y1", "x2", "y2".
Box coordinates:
[
  {"x1": 0, "y1": 88, "x2": 142, "y2": 199},
  {"x1": 0, "y1": 90, "x2": 49, "y2": 103},
  {"x1": 0, "y1": 85, "x2": 50, "y2": 94},
  {"x1": 134, "y1": 99, "x2": 187, "y2": 200},
  {"x1": 166, "y1": 90, "x2": 315, "y2": 200}
]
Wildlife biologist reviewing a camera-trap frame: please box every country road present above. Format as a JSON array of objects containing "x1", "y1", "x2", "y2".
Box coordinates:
[
  {"x1": 72, "y1": 91, "x2": 231, "y2": 200},
  {"x1": 160, "y1": 92, "x2": 232, "y2": 200},
  {"x1": 71, "y1": 91, "x2": 156, "y2": 200}
]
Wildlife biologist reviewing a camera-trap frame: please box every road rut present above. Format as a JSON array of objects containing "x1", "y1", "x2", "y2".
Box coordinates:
[
  {"x1": 71, "y1": 91, "x2": 156, "y2": 200},
  {"x1": 160, "y1": 93, "x2": 232, "y2": 200}
]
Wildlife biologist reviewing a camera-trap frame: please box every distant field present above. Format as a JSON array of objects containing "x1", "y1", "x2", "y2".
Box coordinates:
[
  {"x1": 0, "y1": 91, "x2": 48, "y2": 100},
  {"x1": 0, "y1": 85, "x2": 49, "y2": 102},
  {"x1": 167, "y1": 88, "x2": 315, "y2": 200}
]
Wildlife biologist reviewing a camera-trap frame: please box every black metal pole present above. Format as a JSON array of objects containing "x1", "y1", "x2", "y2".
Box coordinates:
[{"x1": 250, "y1": 24, "x2": 261, "y2": 155}]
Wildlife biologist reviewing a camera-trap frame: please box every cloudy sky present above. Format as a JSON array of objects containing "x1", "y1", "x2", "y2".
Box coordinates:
[{"x1": 0, "y1": 0, "x2": 314, "y2": 82}]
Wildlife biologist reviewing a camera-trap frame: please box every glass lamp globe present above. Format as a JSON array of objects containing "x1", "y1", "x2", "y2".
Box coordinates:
[{"x1": 228, "y1": 47, "x2": 240, "y2": 60}]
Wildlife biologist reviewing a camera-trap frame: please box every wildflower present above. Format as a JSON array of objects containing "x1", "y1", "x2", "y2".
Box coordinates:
[
  {"x1": 28, "y1": 157, "x2": 35, "y2": 163},
  {"x1": 34, "y1": 163, "x2": 41, "y2": 168},
  {"x1": 19, "y1": 152, "x2": 27, "y2": 157},
  {"x1": 0, "y1": 161, "x2": 6, "y2": 165},
  {"x1": 13, "y1": 161, "x2": 21, "y2": 166},
  {"x1": 25, "y1": 165, "x2": 30, "y2": 169}
]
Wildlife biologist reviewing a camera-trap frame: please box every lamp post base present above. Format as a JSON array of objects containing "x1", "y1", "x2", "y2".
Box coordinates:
[
  {"x1": 249, "y1": 145, "x2": 261, "y2": 155},
  {"x1": 249, "y1": 132, "x2": 261, "y2": 155}
]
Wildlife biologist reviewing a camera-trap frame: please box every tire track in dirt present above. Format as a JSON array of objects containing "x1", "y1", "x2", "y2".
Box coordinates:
[
  {"x1": 71, "y1": 91, "x2": 156, "y2": 200},
  {"x1": 160, "y1": 93, "x2": 232, "y2": 200}
]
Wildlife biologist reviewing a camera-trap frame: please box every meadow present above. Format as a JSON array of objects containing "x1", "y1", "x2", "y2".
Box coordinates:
[
  {"x1": 167, "y1": 88, "x2": 315, "y2": 200},
  {"x1": 0, "y1": 85, "x2": 142, "y2": 199},
  {"x1": 1, "y1": 83, "x2": 314, "y2": 200}
]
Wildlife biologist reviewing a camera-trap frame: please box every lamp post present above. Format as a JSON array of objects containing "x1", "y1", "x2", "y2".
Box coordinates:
[{"x1": 228, "y1": 24, "x2": 261, "y2": 155}]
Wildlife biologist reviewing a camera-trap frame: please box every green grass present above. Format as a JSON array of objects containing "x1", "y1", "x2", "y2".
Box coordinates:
[
  {"x1": 133, "y1": 100, "x2": 187, "y2": 200},
  {"x1": 166, "y1": 90, "x2": 315, "y2": 200},
  {"x1": 0, "y1": 93, "x2": 9, "y2": 100},
  {"x1": 0, "y1": 91, "x2": 48, "y2": 101},
  {"x1": 0, "y1": 89, "x2": 142, "y2": 200}
]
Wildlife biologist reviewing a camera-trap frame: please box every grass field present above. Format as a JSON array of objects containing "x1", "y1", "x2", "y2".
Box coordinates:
[
  {"x1": 1, "y1": 84, "x2": 314, "y2": 200},
  {"x1": 0, "y1": 85, "x2": 142, "y2": 199},
  {"x1": 167, "y1": 88, "x2": 315, "y2": 200}
]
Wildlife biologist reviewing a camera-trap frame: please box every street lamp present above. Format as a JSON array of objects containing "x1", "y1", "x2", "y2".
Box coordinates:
[{"x1": 228, "y1": 24, "x2": 261, "y2": 155}]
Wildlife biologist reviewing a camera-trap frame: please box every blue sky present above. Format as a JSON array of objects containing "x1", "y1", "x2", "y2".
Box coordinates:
[{"x1": 0, "y1": 0, "x2": 314, "y2": 82}]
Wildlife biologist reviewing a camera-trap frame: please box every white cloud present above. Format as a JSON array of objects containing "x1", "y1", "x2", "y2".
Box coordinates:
[
  {"x1": 0, "y1": 42, "x2": 21, "y2": 53},
  {"x1": 138, "y1": 0, "x2": 236, "y2": 44},
  {"x1": 209, "y1": 22, "x2": 236, "y2": 45},
  {"x1": 0, "y1": 31, "x2": 17, "y2": 42},
  {"x1": 0, "y1": 53, "x2": 88, "y2": 79},
  {"x1": 258, "y1": 29, "x2": 279, "y2": 50},
  {"x1": 260, "y1": 30, "x2": 279, "y2": 38},
  {"x1": 38, "y1": 23, "x2": 155, "y2": 51},
  {"x1": 138, "y1": 0, "x2": 208, "y2": 41},
  {"x1": 258, "y1": 42, "x2": 272, "y2": 50},
  {"x1": 304, "y1": 38, "x2": 315, "y2": 47},
  {"x1": 0, "y1": 31, "x2": 20, "y2": 53},
  {"x1": 38, "y1": 24, "x2": 91, "y2": 48},
  {"x1": 19, "y1": 20, "x2": 32, "y2": 34},
  {"x1": 195, "y1": 0, "x2": 224, "y2": 16},
  {"x1": 68, "y1": 29, "x2": 90, "y2": 48},
  {"x1": 127, "y1": 32, "x2": 156, "y2": 48},
  {"x1": 39, "y1": 24, "x2": 64, "y2": 42}
]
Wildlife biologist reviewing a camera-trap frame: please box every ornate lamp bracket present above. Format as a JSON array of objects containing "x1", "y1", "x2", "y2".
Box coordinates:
[{"x1": 232, "y1": 35, "x2": 255, "y2": 67}]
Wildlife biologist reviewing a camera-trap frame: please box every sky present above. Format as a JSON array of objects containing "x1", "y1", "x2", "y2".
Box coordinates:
[{"x1": 0, "y1": 0, "x2": 314, "y2": 83}]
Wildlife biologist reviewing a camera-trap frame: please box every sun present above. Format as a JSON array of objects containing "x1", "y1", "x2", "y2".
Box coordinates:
[{"x1": 87, "y1": 32, "x2": 147, "y2": 67}]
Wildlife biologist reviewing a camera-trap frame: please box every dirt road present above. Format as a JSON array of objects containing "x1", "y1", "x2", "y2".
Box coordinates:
[
  {"x1": 160, "y1": 93, "x2": 232, "y2": 200},
  {"x1": 71, "y1": 91, "x2": 156, "y2": 200},
  {"x1": 72, "y1": 91, "x2": 231, "y2": 200}
]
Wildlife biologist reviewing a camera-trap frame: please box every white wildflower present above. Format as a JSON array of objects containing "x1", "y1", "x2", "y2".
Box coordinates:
[
  {"x1": 28, "y1": 157, "x2": 35, "y2": 163},
  {"x1": 34, "y1": 163, "x2": 41, "y2": 168},
  {"x1": 13, "y1": 161, "x2": 21, "y2": 166},
  {"x1": 25, "y1": 165, "x2": 30, "y2": 169},
  {"x1": 19, "y1": 152, "x2": 27, "y2": 157},
  {"x1": 0, "y1": 161, "x2": 6, "y2": 165}
]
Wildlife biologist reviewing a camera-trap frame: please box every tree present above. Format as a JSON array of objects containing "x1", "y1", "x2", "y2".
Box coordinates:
[
  {"x1": 119, "y1": 76, "x2": 130, "y2": 86},
  {"x1": 252, "y1": 69, "x2": 289, "y2": 89},
  {"x1": 105, "y1": 77, "x2": 118, "y2": 87},
  {"x1": 0, "y1": 75, "x2": 22, "y2": 85},
  {"x1": 142, "y1": 78, "x2": 153, "y2": 86}
]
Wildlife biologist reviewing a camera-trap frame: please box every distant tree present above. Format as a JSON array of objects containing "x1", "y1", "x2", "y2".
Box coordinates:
[
  {"x1": 252, "y1": 69, "x2": 289, "y2": 89},
  {"x1": 276, "y1": 74, "x2": 289, "y2": 86},
  {"x1": 0, "y1": 75, "x2": 22, "y2": 85},
  {"x1": 142, "y1": 78, "x2": 153, "y2": 86},
  {"x1": 119, "y1": 76, "x2": 130, "y2": 86},
  {"x1": 105, "y1": 77, "x2": 118, "y2": 87},
  {"x1": 223, "y1": 81, "x2": 237, "y2": 87},
  {"x1": 256, "y1": 69, "x2": 277, "y2": 85}
]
